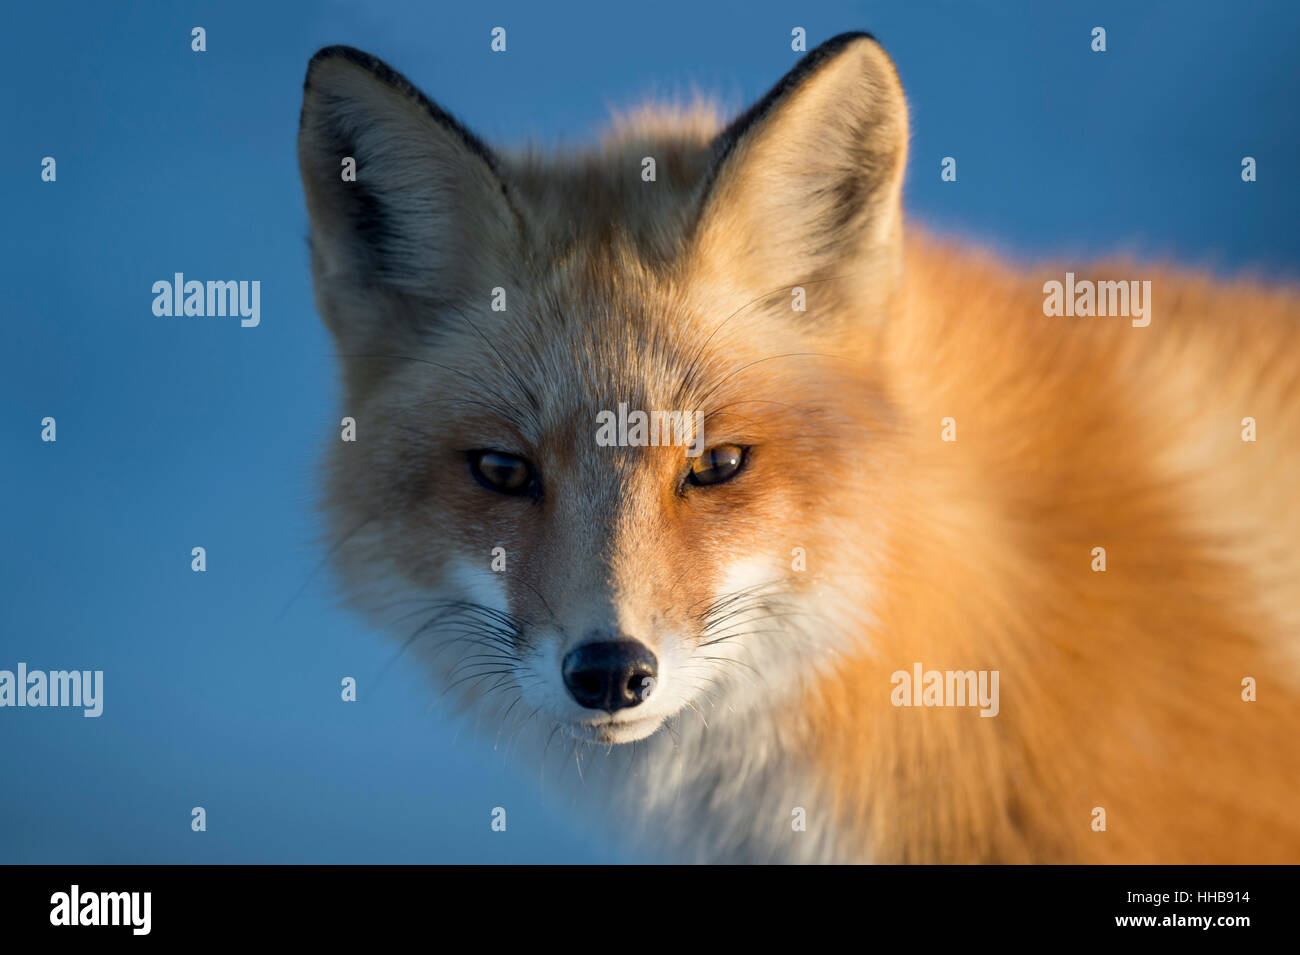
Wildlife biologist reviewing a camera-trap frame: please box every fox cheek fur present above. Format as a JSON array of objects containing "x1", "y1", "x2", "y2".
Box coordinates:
[{"x1": 299, "y1": 35, "x2": 1300, "y2": 862}]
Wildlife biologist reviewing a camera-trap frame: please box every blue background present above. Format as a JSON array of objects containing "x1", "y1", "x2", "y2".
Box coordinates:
[{"x1": 2, "y1": 0, "x2": 1296, "y2": 863}]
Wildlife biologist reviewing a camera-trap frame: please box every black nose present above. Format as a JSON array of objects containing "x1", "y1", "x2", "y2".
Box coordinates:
[{"x1": 562, "y1": 641, "x2": 658, "y2": 711}]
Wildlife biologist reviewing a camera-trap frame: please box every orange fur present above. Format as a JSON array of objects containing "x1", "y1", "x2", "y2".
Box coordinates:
[
  {"x1": 300, "y1": 36, "x2": 1300, "y2": 863},
  {"x1": 802, "y1": 235, "x2": 1300, "y2": 862}
]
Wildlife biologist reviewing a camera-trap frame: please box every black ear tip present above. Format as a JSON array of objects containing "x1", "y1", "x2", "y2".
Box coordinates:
[
  {"x1": 298, "y1": 44, "x2": 505, "y2": 181},
  {"x1": 819, "y1": 30, "x2": 880, "y2": 48},
  {"x1": 307, "y1": 44, "x2": 360, "y2": 74},
  {"x1": 309, "y1": 44, "x2": 366, "y2": 64},
  {"x1": 802, "y1": 31, "x2": 887, "y2": 66},
  {"x1": 303, "y1": 45, "x2": 399, "y2": 93}
]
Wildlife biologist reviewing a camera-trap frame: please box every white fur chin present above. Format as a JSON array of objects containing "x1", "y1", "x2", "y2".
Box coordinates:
[
  {"x1": 354, "y1": 551, "x2": 858, "y2": 862},
  {"x1": 566, "y1": 713, "x2": 666, "y2": 744}
]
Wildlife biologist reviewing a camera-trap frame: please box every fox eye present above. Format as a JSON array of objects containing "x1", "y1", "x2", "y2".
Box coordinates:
[
  {"x1": 688, "y1": 445, "x2": 747, "y2": 487},
  {"x1": 469, "y1": 450, "x2": 537, "y2": 497}
]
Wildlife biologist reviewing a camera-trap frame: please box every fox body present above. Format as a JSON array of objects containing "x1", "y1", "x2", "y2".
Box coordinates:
[{"x1": 298, "y1": 34, "x2": 1300, "y2": 863}]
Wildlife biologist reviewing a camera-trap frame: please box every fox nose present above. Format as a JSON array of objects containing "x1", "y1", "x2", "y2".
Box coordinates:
[{"x1": 562, "y1": 640, "x2": 657, "y2": 711}]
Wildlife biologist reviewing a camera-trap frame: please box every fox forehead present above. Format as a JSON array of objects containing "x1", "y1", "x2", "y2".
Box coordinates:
[
  {"x1": 395, "y1": 263, "x2": 796, "y2": 449},
  {"x1": 501, "y1": 105, "x2": 722, "y2": 265}
]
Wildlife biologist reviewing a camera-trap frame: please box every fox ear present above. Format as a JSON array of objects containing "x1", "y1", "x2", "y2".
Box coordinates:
[
  {"x1": 298, "y1": 46, "x2": 521, "y2": 344},
  {"x1": 691, "y1": 33, "x2": 908, "y2": 307}
]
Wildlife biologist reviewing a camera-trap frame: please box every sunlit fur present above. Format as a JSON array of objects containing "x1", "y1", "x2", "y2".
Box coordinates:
[{"x1": 300, "y1": 34, "x2": 1300, "y2": 862}]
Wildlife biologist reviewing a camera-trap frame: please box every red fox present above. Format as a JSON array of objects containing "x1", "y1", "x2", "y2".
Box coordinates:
[{"x1": 298, "y1": 33, "x2": 1300, "y2": 863}]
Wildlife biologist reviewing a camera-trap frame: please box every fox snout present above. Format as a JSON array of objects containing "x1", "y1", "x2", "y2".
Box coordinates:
[{"x1": 562, "y1": 640, "x2": 658, "y2": 712}]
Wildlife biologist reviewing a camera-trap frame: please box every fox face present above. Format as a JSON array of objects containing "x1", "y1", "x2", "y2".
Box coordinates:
[
  {"x1": 296, "y1": 33, "x2": 1300, "y2": 865},
  {"x1": 298, "y1": 35, "x2": 907, "y2": 746}
]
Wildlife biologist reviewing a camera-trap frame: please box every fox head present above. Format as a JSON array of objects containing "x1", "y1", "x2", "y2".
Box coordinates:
[{"x1": 299, "y1": 33, "x2": 908, "y2": 745}]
